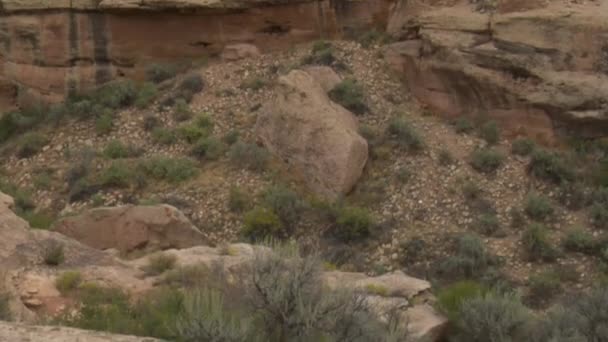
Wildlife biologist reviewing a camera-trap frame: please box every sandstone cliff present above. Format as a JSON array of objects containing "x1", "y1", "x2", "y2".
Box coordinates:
[
  {"x1": 385, "y1": 0, "x2": 608, "y2": 141},
  {"x1": 0, "y1": 0, "x2": 391, "y2": 110}
]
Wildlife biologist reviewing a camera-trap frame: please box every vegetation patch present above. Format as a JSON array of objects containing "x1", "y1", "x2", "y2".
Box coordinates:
[
  {"x1": 511, "y1": 138, "x2": 535, "y2": 156},
  {"x1": 17, "y1": 132, "x2": 48, "y2": 158},
  {"x1": 242, "y1": 206, "x2": 283, "y2": 241},
  {"x1": 387, "y1": 116, "x2": 424, "y2": 151},
  {"x1": 138, "y1": 157, "x2": 198, "y2": 183},
  {"x1": 522, "y1": 224, "x2": 559, "y2": 262},
  {"x1": 328, "y1": 79, "x2": 368, "y2": 115},
  {"x1": 55, "y1": 271, "x2": 83, "y2": 294},
  {"x1": 142, "y1": 254, "x2": 178, "y2": 276},
  {"x1": 524, "y1": 193, "x2": 554, "y2": 221},
  {"x1": 528, "y1": 149, "x2": 575, "y2": 184},
  {"x1": 229, "y1": 141, "x2": 269, "y2": 172},
  {"x1": 470, "y1": 148, "x2": 504, "y2": 173},
  {"x1": 42, "y1": 240, "x2": 65, "y2": 266}
]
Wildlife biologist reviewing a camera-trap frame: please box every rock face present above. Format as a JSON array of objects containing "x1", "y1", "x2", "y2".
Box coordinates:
[
  {"x1": 385, "y1": 0, "x2": 608, "y2": 141},
  {"x1": 256, "y1": 68, "x2": 368, "y2": 198},
  {"x1": 0, "y1": 322, "x2": 161, "y2": 342},
  {"x1": 0, "y1": 0, "x2": 392, "y2": 110},
  {"x1": 53, "y1": 204, "x2": 206, "y2": 254}
]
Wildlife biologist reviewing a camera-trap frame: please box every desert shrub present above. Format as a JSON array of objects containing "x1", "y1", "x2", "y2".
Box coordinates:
[
  {"x1": 479, "y1": 120, "x2": 500, "y2": 145},
  {"x1": 142, "y1": 253, "x2": 177, "y2": 276},
  {"x1": 511, "y1": 138, "x2": 535, "y2": 156},
  {"x1": 179, "y1": 114, "x2": 213, "y2": 144},
  {"x1": 591, "y1": 203, "x2": 608, "y2": 229},
  {"x1": 470, "y1": 148, "x2": 504, "y2": 173},
  {"x1": 563, "y1": 228, "x2": 598, "y2": 254},
  {"x1": 142, "y1": 115, "x2": 161, "y2": 132},
  {"x1": 33, "y1": 169, "x2": 53, "y2": 190},
  {"x1": 438, "y1": 149, "x2": 454, "y2": 166},
  {"x1": 138, "y1": 157, "x2": 198, "y2": 183},
  {"x1": 453, "y1": 117, "x2": 474, "y2": 134},
  {"x1": 527, "y1": 271, "x2": 561, "y2": 305},
  {"x1": 527, "y1": 307, "x2": 588, "y2": 342},
  {"x1": 94, "y1": 112, "x2": 114, "y2": 135},
  {"x1": 190, "y1": 137, "x2": 224, "y2": 161},
  {"x1": 439, "y1": 234, "x2": 497, "y2": 280},
  {"x1": 365, "y1": 284, "x2": 389, "y2": 296},
  {"x1": 17, "y1": 132, "x2": 48, "y2": 158},
  {"x1": 437, "y1": 281, "x2": 486, "y2": 320},
  {"x1": 522, "y1": 224, "x2": 558, "y2": 262},
  {"x1": 568, "y1": 287, "x2": 608, "y2": 342},
  {"x1": 92, "y1": 80, "x2": 137, "y2": 109},
  {"x1": 558, "y1": 181, "x2": 590, "y2": 210},
  {"x1": 222, "y1": 130, "x2": 239, "y2": 145},
  {"x1": 524, "y1": 193, "x2": 554, "y2": 221},
  {"x1": 100, "y1": 161, "x2": 134, "y2": 188},
  {"x1": 151, "y1": 127, "x2": 177, "y2": 145},
  {"x1": 356, "y1": 29, "x2": 392, "y2": 48},
  {"x1": 42, "y1": 240, "x2": 65, "y2": 266},
  {"x1": 262, "y1": 185, "x2": 305, "y2": 229},
  {"x1": 162, "y1": 264, "x2": 210, "y2": 289},
  {"x1": 528, "y1": 149, "x2": 575, "y2": 184},
  {"x1": 145, "y1": 63, "x2": 177, "y2": 83},
  {"x1": 453, "y1": 292, "x2": 531, "y2": 342},
  {"x1": 173, "y1": 99, "x2": 193, "y2": 122},
  {"x1": 395, "y1": 166, "x2": 411, "y2": 184},
  {"x1": 229, "y1": 141, "x2": 269, "y2": 172},
  {"x1": 399, "y1": 237, "x2": 427, "y2": 264},
  {"x1": 241, "y1": 206, "x2": 283, "y2": 241},
  {"x1": 103, "y1": 140, "x2": 141, "y2": 159},
  {"x1": 462, "y1": 180, "x2": 482, "y2": 201},
  {"x1": 21, "y1": 210, "x2": 55, "y2": 229},
  {"x1": 328, "y1": 79, "x2": 368, "y2": 115},
  {"x1": 55, "y1": 271, "x2": 82, "y2": 294},
  {"x1": 302, "y1": 40, "x2": 335, "y2": 66},
  {"x1": 387, "y1": 116, "x2": 424, "y2": 151},
  {"x1": 475, "y1": 213, "x2": 501, "y2": 236},
  {"x1": 176, "y1": 288, "x2": 252, "y2": 342},
  {"x1": 135, "y1": 82, "x2": 158, "y2": 108},
  {"x1": 239, "y1": 77, "x2": 267, "y2": 91},
  {"x1": 334, "y1": 206, "x2": 373, "y2": 242},
  {"x1": 0, "y1": 291, "x2": 10, "y2": 321},
  {"x1": 228, "y1": 186, "x2": 249, "y2": 213}
]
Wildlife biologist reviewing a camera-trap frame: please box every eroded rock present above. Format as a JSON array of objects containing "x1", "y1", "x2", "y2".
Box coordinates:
[{"x1": 256, "y1": 68, "x2": 368, "y2": 198}]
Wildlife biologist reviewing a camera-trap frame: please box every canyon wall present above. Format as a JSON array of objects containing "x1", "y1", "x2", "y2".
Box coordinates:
[
  {"x1": 0, "y1": 0, "x2": 391, "y2": 110},
  {"x1": 384, "y1": 0, "x2": 608, "y2": 142}
]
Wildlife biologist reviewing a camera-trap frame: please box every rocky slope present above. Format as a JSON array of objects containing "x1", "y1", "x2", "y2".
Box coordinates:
[
  {"x1": 0, "y1": 0, "x2": 391, "y2": 110},
  {"x1": 385, "y1": 0, "x2": 608, "y2": 141}
]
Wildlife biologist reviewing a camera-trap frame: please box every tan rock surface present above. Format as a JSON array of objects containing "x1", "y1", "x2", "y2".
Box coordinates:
[
  {"x1": 0, "y1": 321, "x2": 161, "y2": 342},
  {"x1": 256, "y1": 69, "x2": 368, "y2": 198}
]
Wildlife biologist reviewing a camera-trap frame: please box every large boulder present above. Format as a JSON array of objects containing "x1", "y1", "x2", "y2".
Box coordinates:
[
  {"x1": 385, "y1": 0, "x2": 608, "y2": 141},
  {"x1": 53, "y1": 205, "x2": 205, "y2": 254},
  {"x1": 256, "y1": 68, "x2": 368, "y2": 198}
]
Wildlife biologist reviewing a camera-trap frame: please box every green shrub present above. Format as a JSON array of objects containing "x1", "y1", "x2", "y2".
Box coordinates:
[
  {"x1": 92, "y1": 80, "x2": 136, "y2": 109},
  {"x1": 399, "y1": 237, "x2": 427, "y2": 264},
  {"x1": 242, "y1": 206, "x2": 283, "y2": 241},
  {"x1": 22, "y1": 210, "x2": 55, "y2": 229},
  {"x1": 462, "y1": 180, "x2": 483, "y2": 201},
  {"x1": 334, "y1": 206, "x2": 373, "y2": 242},
  {"x1": 151, "y1": 127, "x2": 177, "y2": 145},
  {"x1": 395, "y1": 166, "x2": 411, "y2": 184},
  {"x1": 562, "y1": 228, "x2": 598, "y2": 254},
  {"x1": 302, "y1": 40, "x2": 335, "y2": 66},
  {"x1": 453, "y1": 117, "x2": 474, "y2": 134},
  {"x1": 439, "y1": 234, "x2": 496, "y2": 280},
  {"x1": 142, "y1": 254, "x2": 177, "y2": 276},
  {"x1": 145, "y1": 63, "x2": 178, "y2": 83},
  {"x1": 558, "y1": 181, "x2": 589, "y2": 210},
  {"x1": 138, "y1": 157, "x2": 198, "y2": 183},
  {"x1": 528, "y1": 149, "x2": 575, "y2": 184},
  {"x1": 568, "y1": 287, "x2": 608, "y2": 342},
  {"x1": 162, "y1": 264, "x2": 209, "y2": 289},
  {"x1": 173, "y1": 99, "x2": 193, "y2": 122},
  {"x1": 17, "y1": 133, "x2": 48, "y2": 158},
  {"x1": 179, "y1": 125, "x2": 210, "y2": 145},
  {"x1": 239, "y1": 77, "x2": 267, "y2": 91},
  {"x1": 475, "y1": 213, "x2": 501, "y2": 236},
  {"x1": 437, "y1": 281, "x2": 486, "y2": 320},
  {"x1": 511, "y1": 138, "x2": 535, "y2": 156},
  {"x1": 479, "y1": 120, "x2": 500, "y2": 145},
  {"x1": 228, "y1": 186, "x2": 249, "y2": 213},
  {"x1": 100, "y1": 161, "x2": 134, "y2": 188},
  {"x1": 103, "y1": 140, "x2": 141, "y2": 159},
  {"x1": 177, "y1": 73, "x2": 204, "y2": 101},
  {"x1": 55, "y1": 271, "x2": 82, "y2": 294},
  {"x1": 42, "y1": 240, "x2": 65, "y2": 266},
  {"x1": 524, "y1": 193, "x2": 554, "y2": 221},
  {"x1": 328, "y1": 79, "x2": 368, "y2": 115},
  {"x1": 527, "y1": 271, "x2": 561, "y2": 305},
  {"x1": 365, "y1": 284, "x2": 389, "y2": 296},
  {"x1": 191, "y1": 137, "x2": 224, "y2": 161},
  {"x1": 528, "y1": 307, "x2": 588, "y2": 342},
  {"x1": 522, "y1": 224, "x2": 558, "y2": 262},
  {"x1": 262, "y1": 185, "x2": 305, "y2": 229},
  {"x1": 438, "y1": 149, "x2": 454, "y2": 166},
  {"x1": 470, "y1": 148, "x2": 504, "y2": 173},
  {"x1": 454, "y1": 292, "x2": 531, "y2": 342},
  {"x1": 387, "y1": 116, "x2": 423, "y2": 151},
  {"x1": 591, "y1": 203, "x2": 608, "y2": 229},
  {"x1": 135, "y1": 82, "x2": 158, "y2": 108},
  {"x1": 229, "y1": 141, "x2": 269, "y2": 172},
  {"x1": 95, "y1": 112, "x2": 114, "y2": 135},
  {"x1": 356, "y1": 29, "x2": 392, "y2": 48}
]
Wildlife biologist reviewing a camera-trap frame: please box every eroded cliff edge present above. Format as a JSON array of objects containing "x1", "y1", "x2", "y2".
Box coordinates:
[
  {"x1": 0, "y1": 0, "x2": 391, "y2": 109},
  {"x1": 384, "y1": 0, "x2": 608, "y2": 141}
]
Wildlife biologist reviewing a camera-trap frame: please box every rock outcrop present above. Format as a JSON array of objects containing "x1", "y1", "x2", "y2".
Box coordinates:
[
  {"x1": 385, "y1": 0, "x2": 608, "y2": 141},
  {"x1": 256, "y1": 68, "x2": 368, "y2": 198},
  {"x1": 0, "y1": 0, "x2": 392, "y2": 110},
  {"x1": 0, "y1": 321, "x2": 161, "y2": 342},
  {"x1": 53, "y1": 204, "x2": 206, "y2": 254}
]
